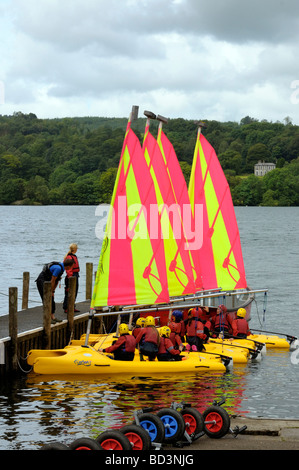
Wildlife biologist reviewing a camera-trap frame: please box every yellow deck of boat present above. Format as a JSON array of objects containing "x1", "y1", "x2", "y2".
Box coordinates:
[
  {"x1": 248, "y1": 334, "x2": 290, "y2": 349},
  {"x1": 27, "y1": 328, "x2": 294, "y2": 376},
  {"x1": 27, "y1": 344, "x2": 227, "y2": 375}
]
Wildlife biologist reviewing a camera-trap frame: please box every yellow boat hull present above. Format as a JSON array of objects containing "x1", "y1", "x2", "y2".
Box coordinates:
[
  {"x1": 27, "y1": 345, "x2": 227, "y2": 375},
  {"x1": 248, "y1": 334, "x2": 290, "y2": 349},
  {"x1": 65, "y1": 333, "x2": 246, "y2": 365},
  {"x1": 203, "y1": 343, "x2": 249, "y2": 364}
]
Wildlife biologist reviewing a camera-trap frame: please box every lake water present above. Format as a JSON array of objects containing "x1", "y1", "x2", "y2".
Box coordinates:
[{"x1": 0, "y1": 205, "x2": 299, "y2": 450}]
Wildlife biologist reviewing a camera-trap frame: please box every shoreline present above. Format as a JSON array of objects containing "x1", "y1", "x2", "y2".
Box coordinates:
[{"x1": 168, "y1": 416, "x2": 299, "y2": 450}]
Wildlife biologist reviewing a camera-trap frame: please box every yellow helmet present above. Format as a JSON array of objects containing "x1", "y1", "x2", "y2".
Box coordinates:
[
  {"x1": 160, "y1": 326, "x2": 171, "y2": 337},
  {"x1": 237, "y1": 308, "x2": 246, "y2": 318},
  {"x1": 145, "y1": 316, "x2": 155, "y2": 326},
  {"x1": 136, "y1": 317, "x2": 146, "y2": 327},
  {"x1": 119, "y1": 323, "x2": 129, "y2": 335}
]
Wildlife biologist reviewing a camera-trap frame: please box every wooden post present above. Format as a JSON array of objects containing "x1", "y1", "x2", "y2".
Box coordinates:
[
  {"x1": 86, "y1": 262, "x2": 93, "y2": 300},
  {"x1": 67, "y1": 277, "x2": 76, "y2": 343},
  {"x1": 9, "y1": 287, "x2": 18, "y2": 373},
  {"x1": 42, "y1": 281, "x2": 52, "y2": 349},
  {"x1": 22, "y1": 271, "x2": 30, "y2": 310}
]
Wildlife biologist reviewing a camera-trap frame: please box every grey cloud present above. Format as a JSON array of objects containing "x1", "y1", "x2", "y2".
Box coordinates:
[{"x1": 1, "y1": 0, "x2": 299, "y2": 123}]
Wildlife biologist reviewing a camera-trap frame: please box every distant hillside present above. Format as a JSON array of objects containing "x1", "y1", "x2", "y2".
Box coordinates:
[{"x1": 0, "y1": 112, "x2": 298, "y2": 206}]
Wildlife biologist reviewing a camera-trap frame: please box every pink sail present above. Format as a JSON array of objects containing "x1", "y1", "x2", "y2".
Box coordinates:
[
  {"x1": 188, "y1": 130, "x2": 247, "y2": 291},
  {"x1": 92, "y1": 122, "x2": 169, "y2": 307},
  {"x1": 157, "y1": 127, "x2": 204, "y2": 291}
]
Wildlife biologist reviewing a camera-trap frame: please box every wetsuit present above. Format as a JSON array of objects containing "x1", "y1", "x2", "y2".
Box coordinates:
[
  {"x1": 157, "y1": 336, "x2": 182, "y2": 361},
  {"x1": 185, "y1": 317, "x2": 207, "y2": 351},
  {"x1": 36, "y1": 262, "x2": 65, "y2": 314},
  {"x1": 103, "y1": 334, "x2": 136, "y2": 361},
  {"x1": 232, "y1": 318, "x2": 251, "y2": 338},
  {"x1": 135, "y1": 326, "x2": 160, "y2": 360},
  {"x1": 63, "y1": 253, "x2": 80, "y2": 311}
]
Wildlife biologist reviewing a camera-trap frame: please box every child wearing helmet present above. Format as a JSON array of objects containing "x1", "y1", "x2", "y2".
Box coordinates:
[
  {"x1": 210, "y1": 304, "x2": 233, "y2": 337},
  {"x1": 135, "y1": 316, "x2": 160, "y2": 361},
  {"x1": 132, "y1": 317, "x2": 146, "y2": 338},
  {"x1": 157, "y1": 326, "x2": 182, "y2": 361},
  {"x1": 184, "y1": 308, "x2": 207, "y2": 352},
  {"x1": 99, "y1": 323, "x2": 136, "y2": 361},
  {"x1": 232, "y1": 308, "x2": 251, "y2": 338},
  {"x1": 168, "y1": 321, "x2": 184, "y2": 351},
  {"x1": 171, "y1": 309, "x2": 186, "y2": 341}
]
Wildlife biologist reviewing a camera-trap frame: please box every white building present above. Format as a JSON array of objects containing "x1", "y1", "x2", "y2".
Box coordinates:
[{"x1": 254, "y1": 160, "x2": 276, "y2": 176}]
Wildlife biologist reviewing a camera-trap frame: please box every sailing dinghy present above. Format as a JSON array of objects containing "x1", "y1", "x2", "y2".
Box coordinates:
[{"x1": 27, "y1": 106, "x2": 276, "y2": 376}]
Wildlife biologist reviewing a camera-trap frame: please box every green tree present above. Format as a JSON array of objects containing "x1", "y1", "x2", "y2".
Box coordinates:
[
  {"x1": 0, "y1": 177, "x2": 25, "y2": 204},
  {"x1": 24, "y1": 176, "x2": 49, "y2": 204},
  {"x1": 246, "y1": 143, "x2": 272, "y2": 171},
  {"x1": 99, "y1": 167, "x2": 117, "y2": 203},
  {"x1": 219, "y1": 150, "x2": 242, "y2": 174},
  {"x1": 179, "y1": 161, "x2": 192, "y2": 185},
  {"x1": 262, "y1": 165, "x2": 299, "y2": 206},
  {"x1": 231, "y1": 175, "x2": 263, "y2": 206}
]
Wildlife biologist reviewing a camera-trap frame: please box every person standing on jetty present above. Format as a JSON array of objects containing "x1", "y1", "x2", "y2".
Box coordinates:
[
  {"x1": 63, "y1": 243, "x2": 80, "y2": 313},
  {"x1": 35, "y1": 259, "x2": 74, "y2": 323}
]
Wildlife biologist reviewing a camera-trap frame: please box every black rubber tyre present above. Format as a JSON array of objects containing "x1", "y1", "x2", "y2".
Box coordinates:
[
  {"x1": 180, "y1": 407, "x2": 204, "y2": 440},
  {"x1": 96, "y1": 430, "x2": 132, "y2": 450},
  {"x1": 69, "y1": 437, "x2": 102, "y2": 450},
  {"x1": 120, "y1": 424, "x2": 151, "y2": 450},
  {"x1": 41, "y1": 442, "x2": 70, "y2": 450},
  {"x1": 133, "y1": 412, "x2": 165, "y2": 443},
  {"x1": 156, "y1": 408, "x2": 186, "y2": 443},
  {"x1": 202, "y1": 405, "x2": 230, "y2": 438}
]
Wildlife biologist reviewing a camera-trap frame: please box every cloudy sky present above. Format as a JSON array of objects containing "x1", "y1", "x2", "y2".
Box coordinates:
[{"x1": 0, "y1": 0, "x2": 299, "y2": 123}]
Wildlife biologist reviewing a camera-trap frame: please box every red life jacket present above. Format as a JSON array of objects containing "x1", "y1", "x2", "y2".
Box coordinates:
[
  {"x1": 123, "y1": 334, "x2": 137, "y2": 352},
  {"x1": 132, "y1": 326, "x2": 142, "y2": 338},
  {"x1": 65, "y1": 254, "x2": 80, "y2": 276},
  {"x1": 171, "y1": 320, "x2": 185, "y2": 337},
  {"x1": 213, "y1": 313, "x2": 230, "y2": 330},
  {"x1": 104, "y1": 334, "x2": 136, "y2": 353},
  {"x1": 232, "y1": 318, "x2": 250, "y2": 337},
  {"x1": 169, "y1": 331, "x2": 182, "y2": 347},
  {"x1": 186, "y1": 318, "x2": 206, "y2": 339},
  {"x1": 135, "y1": 326, "x2": 159, "y2": 345},
  {"x1": 158, "y1": 337, "x2": 180, "y2": 356}
]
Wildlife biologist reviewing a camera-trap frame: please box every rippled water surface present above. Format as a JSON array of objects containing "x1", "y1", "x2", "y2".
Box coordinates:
[{"x1": 0, "y1": 206, "x2": 299, "y2": 450}]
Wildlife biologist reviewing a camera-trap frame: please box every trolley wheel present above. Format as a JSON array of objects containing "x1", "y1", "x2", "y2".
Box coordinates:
[
  {"x1": 180, "y1": 407, "x2": 204, "y2": 440},
  {"x1": 96, "y1": 430, "x2": 132, "y2": 450},
  {"x1": 202, "y1": 405, "x2": 230, "y2": 438},
  {"x1": 156, "y1": 408, "x2": 186, "y2": 443},
  {"x1": 120, "y1": 424, "x2": 151, "y2": 450},
  {"x1": 69, "y1": 437, "x2": 102, "y2": 450},
  {"x1": 133, "y1": 413, "x2": 165, "y2": 443},
  {"x1": 40, "y1": 442, "x2": 70, "y2": 450}
]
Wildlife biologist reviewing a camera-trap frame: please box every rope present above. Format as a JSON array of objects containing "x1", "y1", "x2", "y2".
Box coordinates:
[
  {"x1": 17, "y1": 355, "x2": 33, "y2": 374},
  {"x1": 95, "y1": 319, "x2": 117, "y2": 350},
  {"x1": 262, "y1": 291, "x2": 268, "y2": 328},
  {"x1": 253, "y1": 298, "x2": 263, "y2": 327},
  {"x1": 0, "y1": 290, "x2": 41, "y2": 303}
]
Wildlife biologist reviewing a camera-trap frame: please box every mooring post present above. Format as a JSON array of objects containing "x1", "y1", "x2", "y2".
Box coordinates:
[
  {"x1": 42, "y1": 281, "x2": 52, "y2": 349},
  {"x1": 86, "y1": 262, "x2": 93, "y2": 300},
  {"x1": 67, "y1": 276, "x2": 76, "y2": 343},
  {"x1": 9, "y1": 287, "x2": 18, "y2": 373},
  {"x1": 22, "y1": 271, "x2": 30, "y2": 310}
]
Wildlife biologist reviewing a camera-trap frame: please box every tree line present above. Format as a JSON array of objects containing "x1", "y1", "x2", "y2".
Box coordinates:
[{"x1": 0, "y1": 112, "x2": 299, "y2": 206}]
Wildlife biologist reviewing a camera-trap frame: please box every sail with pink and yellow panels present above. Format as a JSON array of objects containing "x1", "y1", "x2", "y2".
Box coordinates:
[
  {"x1": 188, "y1": 128, "x2": 247, "y2": 291},
  {"x1": 91, "y1": 117, "x2": 169, "y2": 308},
  {"x1": 142, "y1": 122, "x2": 198, "y2": 298}
]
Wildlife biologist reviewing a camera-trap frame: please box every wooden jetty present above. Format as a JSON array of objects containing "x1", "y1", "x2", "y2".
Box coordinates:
[{"x1": 0, "y1": 263, "x2": 112, "y2": 377}]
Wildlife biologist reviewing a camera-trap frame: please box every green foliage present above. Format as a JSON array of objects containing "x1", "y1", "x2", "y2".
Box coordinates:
[
  {"x1": 231, "y1": 175, "x2": 263, "y2": 206},
  {"x1": 0, "y1": 112, "x2": 298, "y2": 206}
]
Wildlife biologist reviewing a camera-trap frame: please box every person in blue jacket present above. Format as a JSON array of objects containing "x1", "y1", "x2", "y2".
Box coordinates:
[{"x1": 36, "y1": 259, "x2": 74, "y2": 323}]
